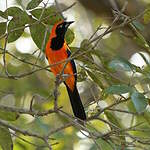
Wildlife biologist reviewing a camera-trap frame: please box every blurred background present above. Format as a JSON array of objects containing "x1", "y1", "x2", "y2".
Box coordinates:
[{"x1": 1, "y1": 0, "x2": 150, "y2": 150}]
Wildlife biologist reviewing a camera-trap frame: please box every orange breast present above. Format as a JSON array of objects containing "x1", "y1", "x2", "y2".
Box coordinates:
[{"x1": 46, "y1": 42, "x2": 75, "y2": 91}]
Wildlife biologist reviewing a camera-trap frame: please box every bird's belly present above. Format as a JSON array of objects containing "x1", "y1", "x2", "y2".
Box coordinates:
[{"x1": 49, "y1": 51, "x2": 75, "y2": 91}]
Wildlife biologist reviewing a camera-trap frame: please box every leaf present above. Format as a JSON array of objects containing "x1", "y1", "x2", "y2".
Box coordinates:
[
  {"x1": 65, "y1": 29, "x2": 75, "y2": 44},
  {"x1": 144, "y1": 8, "x2": 150, "y2": 24},
  {"x1": 30, "y1": 20, "x2": 52, "y2": 51},
  {"x1": 0, "y1": 10, "x2": 7, "y2": 19},
  {"x1": 130, "y1": 23, "x2": 150, "y2": 49},
  {"x1": 104, "y1": 111, "x2": 123, "y2": 128},
  {"x1": 108, "y1": 57, "x2": 134, "y2": 72},
  {"x1": 0, "y1": 22, "x2": 6, "y2": 37},
  {"x1": 80, "y1": 39, "x2": 92, "y2": 49},
  {"x1": 0, "y1": 109, "x2": 19, "y2": 121},
  {"x1": 5, "y1": 7, "x2": 30, "y2": 24},
  {"x1": 5, "y1": 7, "x2": 23, "y2": 17},
  {"x1": 105, "y1": 84, "x2": 133, "y2": 95},
  {"x1": 30, "y1": 6, "x2": 63, "y2": 25},
  {"x1": 6, "y1": 7, "x2": 30, "y2": 42},
  {"x1": 131, "y1": 91, "x2": 148, "y2": 113},
  {"x1": 27, "y1": 118, "x2": 50, "y2": 136},
  {"x1": 27, "y1": 0, "x2": 43, "y2": 10},
  {"x1": 0, "y1": 126, "x2": 13, "y2": 150},
  {"x1": 8, "y1": 18, "x2": 24, "y2": 43},
  {"x1": 132, "y1": 21, "x2": 144, "y2": 31},
  {"x1": 86, "y1": 69, "x2": 104, "y2": 89}
]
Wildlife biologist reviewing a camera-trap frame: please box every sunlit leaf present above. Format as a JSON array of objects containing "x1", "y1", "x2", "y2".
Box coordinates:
[
  {"x1": 144, "y1": 8, "x2": 150, "y2": 24},
  {"x1": 105, "y1": 84, "x2": 133, "y2": 95},
  {"x1": 26, "y1": 0, "x2": 43, "y2": 10},
  {"x1": 131, "y1": 91, "x2": 148, "y2": 113},
  {"x1": 0, "y1": 126, "x2": 13, "y2": 150},
  {"x1": 0, "y1": 22, "x2": 6, "y2": 37},
  {"x1": 0, "y1": 109, "x2": 19, "y2": 121}
]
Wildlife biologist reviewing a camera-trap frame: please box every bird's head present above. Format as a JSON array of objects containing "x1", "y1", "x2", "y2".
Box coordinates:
[{"x1": 51, "y1": 21, "x2": 74, "y2": 38}]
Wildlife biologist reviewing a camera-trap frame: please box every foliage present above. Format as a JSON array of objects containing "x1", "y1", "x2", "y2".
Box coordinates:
[{"x1": 0, "y1": 0, "x2": 150, "y2": 150}]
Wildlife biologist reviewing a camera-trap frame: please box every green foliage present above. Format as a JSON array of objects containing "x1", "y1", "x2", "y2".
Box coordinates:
[
  {"x1": 30, "y1": 6, "x2": 63, "y2": 25},
  {"x1": 8, "y1": 18, "x2": 24, "y2": 43},
  {"x1": 105, "y1": 84, "x2": 133, "y2": 95},
  {"x1": 26, "y1": 0, "x2": 43, "y2": 10},
  {"x1": 0, "y1": 110, "x2": 19, "y2": 121},
  {"x1": 29, "y1": 19, "x2": 52, "y2": 51},
  {"x1": 6, "y1": 7, "x2": 30, "y2": 42},
  {"x1": 144, "y1": 6, "x2": 150, "y2": 24},
  {"x1": 0, "y1": 22, "x2": 6, "y2": 37},
  {"x1": 108, "y1": 57, "x2": 134, "y2": 72},
  {"x1": 0, "y1": 10, "x2": 7, "y2": 19},
  {"x1": 131, "y1": 91, "x2": 148, "y2": 113},
  {"x1": 0, "y1": 1, "x2": 150, "y2": 150},
  {"x1": 0, "y1": 126, "x2": 13, "y2": 150}
]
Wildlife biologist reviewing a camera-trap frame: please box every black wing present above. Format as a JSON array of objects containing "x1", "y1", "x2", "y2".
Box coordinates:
[{"x1": 66, "y1": 49, "x2": 77, "y2": 82}]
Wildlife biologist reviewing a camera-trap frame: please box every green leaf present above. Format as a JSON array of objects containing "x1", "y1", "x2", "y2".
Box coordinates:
[
  {"x1": 30, "y1": 6, "x2": 63, "y2": 25},
  {"x1": 5, "y1": 7, "x2": 23, "y2": 17},
  {"x1": 131, "y1": 91, "x2": 148, "y2": 113},
  {"x1": 0, "y1": 126, "x2": 13, "y2": 150},
  {"x1": 132, "y1": 21, "x2": 144, "y2": 31},
  {"x1": 86, "y1": 69, "x2": 104, "y2": 89},
  {"x1": 144, "y1": 8, "x2": 150, "y2": 24},
  {"x1": 0, "y1": 10, "x2": 7, "y2": 19},
  {"x1": 6, "y1": 7, "x2": 30, "y2": 42},
  {"x1": 0, "y1": 109, "x2": 19, "y2": 121},
  {"x1": 105, "y1": 84, "x2": 133, "y2": 95},
  {"x1": 0, "y1": 22, "x2": 6, "y2": 37},
  {"x1": 80, "y1": 39, "x2": 92, "y2": 49},
  {"x1": 8, "y1": 18, "x2": 24, "y2": 43},
  {"x1": 29, "y1": 20, "x2": 51, "y2": 51},
  {"x1": 65, "y1": 29, "x2": 75, "y2": 45},
  {"x1": 90, "y1": 139, "x2": 113, "y2": 150},
  {"x1": 109, "y1": 57, "x2": 134, "y2": 72},
  {"x1": 130, "y1": 23, "x2": 150, "y2": 49},
  {"x1": 27, "y1": 0, "x2": 43, "y2": 10},
  {"x1": 5, "y1": 7, "x2": 30, "y2": 25},
  {"x1": 104, "y1": 111, "x2": 123, "y2": 128}
]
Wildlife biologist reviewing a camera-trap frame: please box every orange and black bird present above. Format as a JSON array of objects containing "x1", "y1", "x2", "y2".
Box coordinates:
[{"x1": 45, "y1": 21, "x2": 86, "y2": 120}]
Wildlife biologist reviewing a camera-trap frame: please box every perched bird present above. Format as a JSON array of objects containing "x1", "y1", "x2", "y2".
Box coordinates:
[{"x1": 45, "y1": 21, "x2": 86, "y2": 120}]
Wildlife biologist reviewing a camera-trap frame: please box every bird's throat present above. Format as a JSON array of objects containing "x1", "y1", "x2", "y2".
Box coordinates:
[{"x1": 50, "y1": 36, "x2": 65, "y2": 51}]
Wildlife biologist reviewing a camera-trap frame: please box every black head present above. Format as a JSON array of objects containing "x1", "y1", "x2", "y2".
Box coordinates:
[{"x1": 55, "y1": 21, "x2": 74, "y2": 38}]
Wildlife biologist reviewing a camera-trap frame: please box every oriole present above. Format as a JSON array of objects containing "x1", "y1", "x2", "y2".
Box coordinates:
[{"x1": 45, "y1": 21, "x2": 86, "y2": 120}]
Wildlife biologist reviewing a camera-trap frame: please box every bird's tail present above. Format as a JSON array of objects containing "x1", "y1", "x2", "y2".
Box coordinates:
[{"x1": 65, "y1": 85, "x2": 86, "y2": 120}]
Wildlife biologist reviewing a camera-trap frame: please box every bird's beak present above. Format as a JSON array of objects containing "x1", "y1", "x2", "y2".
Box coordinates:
[{"x1": 64, "y1": 21, "x2": 74, "y2": 28}]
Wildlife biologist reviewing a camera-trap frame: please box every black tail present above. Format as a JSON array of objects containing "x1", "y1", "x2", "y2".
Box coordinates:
[{"x1": 65, "y1": 85, "x2": 86, "y2": 120}]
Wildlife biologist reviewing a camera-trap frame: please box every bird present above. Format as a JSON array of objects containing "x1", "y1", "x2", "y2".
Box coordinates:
[{"x1": 45, "y1": 20, "x2": 86, "y2": 120}]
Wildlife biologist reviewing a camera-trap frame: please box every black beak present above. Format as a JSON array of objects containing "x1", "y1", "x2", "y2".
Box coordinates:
[{"x1": 64, "y1": 21, "x2": 74, "y2": 28}]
